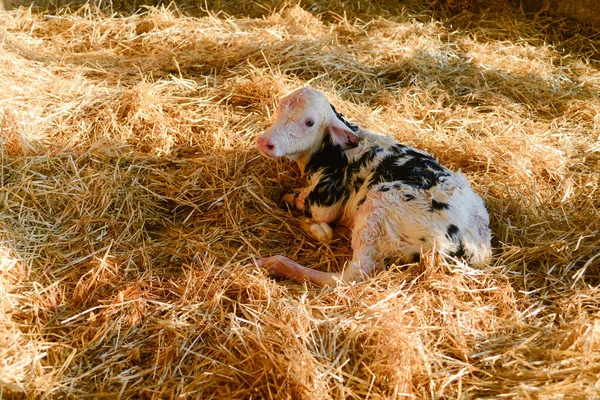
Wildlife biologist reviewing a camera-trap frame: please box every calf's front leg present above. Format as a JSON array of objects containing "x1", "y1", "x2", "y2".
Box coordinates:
[
  {"x1": 257, "y1": 198, "x2": 383, "y2": 287},
  {"x1": 282, "y1": 189, "x2": 308, "y2": 211},
  {"x1": 282, "y1": 189, "x2": 333, "y2": 243},
  {"x1": 257, "y1": 255, "x2": 341, "y2": 286}
]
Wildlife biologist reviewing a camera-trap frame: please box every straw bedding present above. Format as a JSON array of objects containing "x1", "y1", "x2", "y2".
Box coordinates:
[{"x1": 0, "y1": 0, "x2": 599, "y2": 397}]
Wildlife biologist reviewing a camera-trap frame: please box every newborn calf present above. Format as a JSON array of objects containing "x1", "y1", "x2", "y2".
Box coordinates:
[{"x1": 256, "y1": 87, "x2": 491, "y2": 286}]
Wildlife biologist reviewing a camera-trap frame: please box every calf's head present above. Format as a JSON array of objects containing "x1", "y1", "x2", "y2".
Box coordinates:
[{"x1": 257, "y1": 87, "x2": 359, "y2": 161}]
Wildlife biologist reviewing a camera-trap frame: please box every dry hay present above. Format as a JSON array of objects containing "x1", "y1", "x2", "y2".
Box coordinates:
[{"x1": 0, "y1": 0, "x2": 599, "y2": 398}]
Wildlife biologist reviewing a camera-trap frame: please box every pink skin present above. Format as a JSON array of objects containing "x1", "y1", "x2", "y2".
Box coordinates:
[
  {"x1": 256, "y1": 135, "x2": 276, "y2": 157},
  {"x1": 256, "y1": 256, "x2": 341, "y2": 286}
]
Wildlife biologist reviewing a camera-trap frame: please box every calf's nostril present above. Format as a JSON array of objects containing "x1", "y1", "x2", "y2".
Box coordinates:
[{"x1": 266, "y1": 143, "x2": 274, "y2": 150}]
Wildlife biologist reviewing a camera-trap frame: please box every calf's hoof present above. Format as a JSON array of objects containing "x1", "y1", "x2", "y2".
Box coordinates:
[{"x1": 300, "y1": 217, "x2": 333, "y2": 243}]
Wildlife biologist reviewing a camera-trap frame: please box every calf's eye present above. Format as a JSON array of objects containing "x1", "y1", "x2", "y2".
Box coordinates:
[{"x1": 306, "y1": 120, "x2": 314, "y2": 127}]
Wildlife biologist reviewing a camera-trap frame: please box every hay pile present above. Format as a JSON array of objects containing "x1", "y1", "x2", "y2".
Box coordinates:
[{"x1": 1, "y1": 1, "x2": 599, "y2": 397}]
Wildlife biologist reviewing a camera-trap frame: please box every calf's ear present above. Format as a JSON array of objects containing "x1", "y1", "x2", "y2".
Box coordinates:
[
  {"x1": 328, "y1": 118, "x2": 359, "y2": 149},
  {"x1": 283, "y1": 93, "x2": 301, "y2": 111},
  {"x1": 281, "y1": 87, "x2": 308, "y2": 112}
]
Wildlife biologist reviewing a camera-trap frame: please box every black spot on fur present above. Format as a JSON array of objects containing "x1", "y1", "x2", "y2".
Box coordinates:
[
  {"x1": 353, "y1": 176, "x2": 365, "y2": 192},
  {"x1": 390, "y1": 144, "x2": 409, "y2": 154},
  {"x1": 379, "y1": 186, "x2": 390, "y2": 192},
  {"x1": 420, "y1": 237, "x2": 427, "y2": 243},
  {"x1": 344, "y1": 148, "x2": 386, "y2": 193},
  {"x1": 431, "y1": 199, "x2": 449, "y2": 211},
  {"x1": 355, "y1": 146, "x2": 384, "y2": 169},
  {"x1": 446, "y1": 224, "x2": 466, "y2": 259},
  {"x1": 303, "y1": 133, "x2": 353, "y2": 208},
  {"x1": 372, "y1": 149, "x2": 451, "y2": 190},
  {"x1": 330, "y1": 104, "x2": 359, "y2": 132},
  {"x1": 304, "y1": 133, "x2": 348, "y2": 175},
  {"x1": 308, "y1": 174, "x2": 348, "y2": 207},
  {"x1": 357, "y1": 195, "x2": 367, "y2": 207},
  {"x1": 447, "y1": 224, "x2": 460, "y2": 240},
  {"x1": 450, "y1": 241, "x2": 466, "y2": 258},
  {"x1": 403, "y1": 194, "x2": 415, "y2": 201}
]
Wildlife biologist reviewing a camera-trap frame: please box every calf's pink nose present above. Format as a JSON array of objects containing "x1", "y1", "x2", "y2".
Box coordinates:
[{"x1": 257, "y1": 135, "x2": 275, "y2": 154}]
